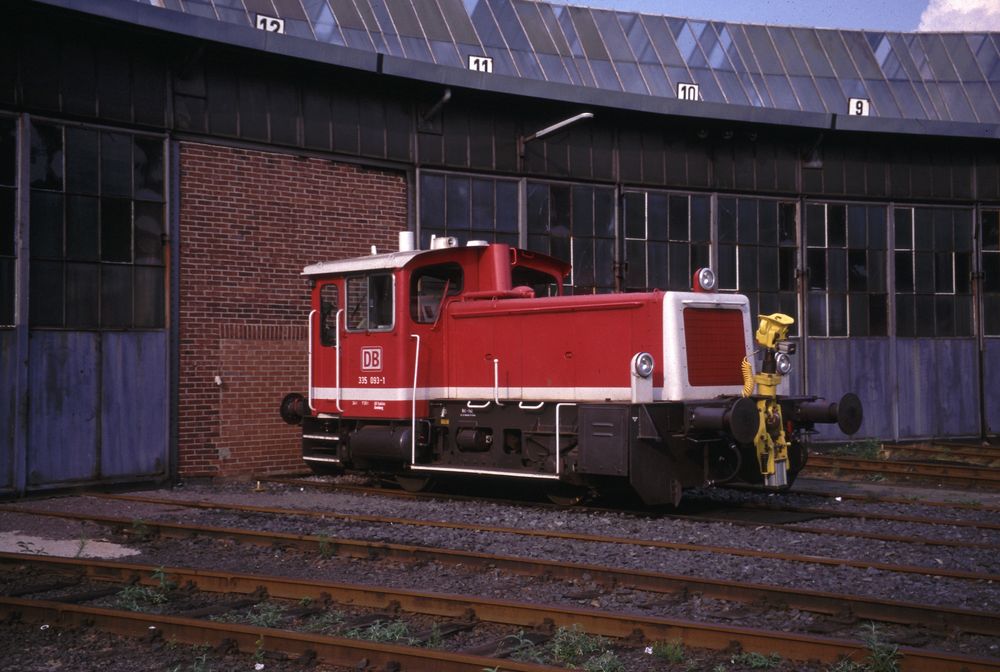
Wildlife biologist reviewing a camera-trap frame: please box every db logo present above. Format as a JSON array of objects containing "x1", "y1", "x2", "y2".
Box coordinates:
[{"x1": 360, "y1": 346, "x2": 383, "y2": 371}]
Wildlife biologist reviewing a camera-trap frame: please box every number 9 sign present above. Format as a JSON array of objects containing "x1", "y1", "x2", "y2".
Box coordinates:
[{"x1": 848, "y1": 98, "x2": 870, "y2": 116}]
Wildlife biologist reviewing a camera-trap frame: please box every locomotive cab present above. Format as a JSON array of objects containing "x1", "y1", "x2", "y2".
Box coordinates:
[{"x1": 282, "y1": 234, "x2": 862, "y2": 505}]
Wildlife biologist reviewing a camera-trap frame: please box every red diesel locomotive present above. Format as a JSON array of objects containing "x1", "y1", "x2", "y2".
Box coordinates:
[{"x1": 281, "y1": 233, "x2": 861, "y2": 505}]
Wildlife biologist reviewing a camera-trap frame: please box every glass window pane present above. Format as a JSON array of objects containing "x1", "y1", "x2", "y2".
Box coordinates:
[
  {"x1": 527, "y1": 182, "x2": 549, "y2": 234},
  {"x1": 573, "y1": 237, "x2": 595, "y2": 287},
  {"x1": 868, "y1": 207, "x2": 887, "y2": 250},
  {"x1": 668, "y1": 241, "x2": 688, "y2": 289},
  {"x1": 66, "y1": 195, "x2": 99, "y2": 261},
  {"x1": 718, "y1": 197, "x2": 736, "y2": 243},
  {"x1": 738, "y1": 246, "x2": 757, "y2": 290},
  {"x1": 646, "y1": 241, "x2": 666, "y2": 289},
  {"x1": 134, "y1": 201, "x2": 163, "y2": 265},
  {"x1": 30, "y1": 123, "x2": 63, "y2": 190},
  {"x1": 30, "y1": 191, "x2": 64, "y2": 259},
  {"x1": 829, "y1": 293, "x2": 847, "y2": 336},
  {"x1": 0, "y1": 258, "x2": 13, "y2": 326},
  {"x1": 572, "y1": 186, "x2": 594, "y2": 237},
  {"x1": 551, "y1": 185, "x2": 571, "y2": 238},
  {"x1": 496, "y1": 181, "x2": 518, "y2": 233},
  {"x1": 737, "y1": 198, "x2": 757, "y2": 243},
  {"x1": 914, "y1": 252, "x2": 935, "y2": 292},
  {"x1": 420, "y1": 173, "x2": 445, "y2": 232},
  {"x1": 0, "y1": 119, "x2": 15, "y2": 187},
  {"x1": 849, "y1": 293, "x2": 869, "y2": 336},
  {"x1": 808, "y1": 292, "x2": 827, "y2": 336},
  {"x1": 914, "y1": 208, "x2": 934, "y2": 250},
  {"x1": 29, "y1": 259, "x2": 64, "y2": 327},
  {"x1": 101, "y1": 198, "x2": 132, "y2": 262},
  {"x1": 624, "y1": 192, "x2": 645, "y2": 239},
  {"x1": 595, "y1": 188, "x2": 614, "y2": 238},
  {"x1": 807, "y1": 248, "x2": 826, "y2": 289},
  {"x1": 869, "y1": 294, "x2": 887, "y2": 336},
  {"x1": 133, "y1": 137, "x2": 164, "y2": 201},
  {"x1": 895, "y1": 251, "x2": 913, "y2": 292},
  {"x1": 935, "y1": 253, "x2": 954, "y2": 292},
  {"x1": 691, "y1": 196, "x2": 710, "y2": 242},
  {"x1": 848, "y1": 249, "x2": 867, "y2": 291},
  {"x1": 827, "y1": 204, "x2": 846, "y2": 246},
  {"x1": 134, "y1": 265, "x2": 165, "y2": 328},
  {"x1": 446, "y1": 176, "x2": 470, "y2": 231},
  {"x1": 101, "y1": 132, "x2": 132, "y2": 198},
  {"x1": 470, "y1": 179, "x2": 494, "y2": 232},
  {"x1": 65, "y1": 262, "x2": 99, "y2": 328},
  {"x1": 894, "y1": 208, "x2": 912, "y2": 249},
  {"x1": 828, "y1": 248, "x2": 847, "y2": 292},
  {"x1": 806, "y1": 203, "x2": 825, "y2": 246},
  {"x1": 0, "y1": 188, "x2": 13, "y2": 257},
  {"x1": 65, "y1": 127, "x2": 98, "y2": 195},
  {"x1": 717, "y1": 244, "x2": 736, "y2": 289},
  {"x1": 101, "y1": 264, "x2": 132, "y2": 328}
]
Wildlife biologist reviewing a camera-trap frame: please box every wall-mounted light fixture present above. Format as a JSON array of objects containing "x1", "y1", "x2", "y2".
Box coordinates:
[{"x1": 517, "y1": 112, "x2": 594, "y2": 158}]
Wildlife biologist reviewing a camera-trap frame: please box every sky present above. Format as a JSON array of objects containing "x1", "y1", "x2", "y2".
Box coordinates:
[{"x1": 547, "y1": 0, "x2": 1000, "y2": 32}]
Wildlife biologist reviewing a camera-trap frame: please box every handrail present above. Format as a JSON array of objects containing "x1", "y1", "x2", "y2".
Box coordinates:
[
  {"x1": 467, "y1": 400, "x2": 491, "y2": 409},
  {"x1": 307, "y1": 310, "x2": 317, "y2": 412},
  {"x1": 518, "y1": 401, "x2": 544, "y2": 410},
  {"x1": 492, "y1": 358, "x2": 504, "y2": 406},
  {"x1": 334, "y1": 309, "x2": 344, "y2": 413},
  {"x1": 410, "y1": 333, "x2": 420, "y2": 464},
  {"x1": 555, "y1": 402, "x2": 576, "y2": 476}
]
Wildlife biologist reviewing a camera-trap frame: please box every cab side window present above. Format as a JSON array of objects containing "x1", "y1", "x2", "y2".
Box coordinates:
[
  {"x1": 512, "y1": 267, "x2": 560, "y2": 297},
  {"x1": 319, "y1": 284, "x2": 339, "y2": 346},
  {"x1": 410, "y1": 263, "x2": 463, "y2": 323},
  {"x1": 346, "y1": 273, "x2": 395, "y2": 332}
]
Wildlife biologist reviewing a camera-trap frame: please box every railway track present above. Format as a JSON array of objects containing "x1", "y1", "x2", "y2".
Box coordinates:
[
  {"x1": 806, "y1": 454, "x2": 1000, "y2": 489},
  {"x1": 4, "y1": 502, "x2": 998, "y2": 637},
  {"x1": 2, "y1": 553, "x2": 998, "y2": 671},
  {"x1": 75, "y1": 493, "x2": 1000, "y2": 580},
  {"x1": 253, "y1": 476, "x2": 1000, "y2": 539}
]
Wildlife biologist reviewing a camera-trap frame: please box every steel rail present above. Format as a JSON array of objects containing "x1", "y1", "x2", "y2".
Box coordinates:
[
  {"x1": 807, "y1": 455, "x2": 1000, "y2": 488},
  {"x1": 258, "y1": 475, "x2": 1000, "y2": 532},
  {"x1": 885, "y1": 443, "x2": 1000, "y2": 459},
  {"x1": 86, "y1": 493, "x2": 1000, "y2": 578},
  {"x1": 0, "y1": 595, "x2": 562, "y2": 672},
  {"x1": 4, "y1": 506, "x2": 998, "y2": 637},
  {"x1": 1, "y1": 554, "x2": 997, "y2": 672},
  {"x1": 731, "y1": 482, "x2": 1000, "y2": 512}
]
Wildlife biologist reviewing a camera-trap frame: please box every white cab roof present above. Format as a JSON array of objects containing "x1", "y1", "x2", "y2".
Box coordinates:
[{"x1": 302, "y1": 249, "x2": 428, "y2": 276}]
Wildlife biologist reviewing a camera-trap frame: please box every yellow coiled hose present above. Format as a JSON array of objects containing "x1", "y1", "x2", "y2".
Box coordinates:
[{"x1": 740, "y1": 357, "x2": 754, "y2": 397}]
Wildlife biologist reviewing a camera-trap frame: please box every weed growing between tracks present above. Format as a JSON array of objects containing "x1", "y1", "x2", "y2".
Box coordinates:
[
  {"x1": 500, "y1": 624, "x2": 625, "y2": 671},
  {"x1": 825, "y1": 623, "x2": 901, "y2": 672}
]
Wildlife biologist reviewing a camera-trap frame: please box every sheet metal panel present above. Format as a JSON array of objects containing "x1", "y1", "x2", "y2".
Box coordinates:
[
  {"x1": 0, "y1": 331, "x2": 16, "y2": 490},
  {"x1": 896, "y1": 338, "x2": 979, "y2": 438},
  {"x1": 986, "y1": 339, "x2": 1000, "y2": 435},
  {"x1": 26, "y1": 331, "x2": 99, "y2": 485},
  {"x1": 806, "y1": 338, "x2": 893, "y2": 441},
  {"x1": 100, "y1": 331, "x2": 168, "y2": 478}
]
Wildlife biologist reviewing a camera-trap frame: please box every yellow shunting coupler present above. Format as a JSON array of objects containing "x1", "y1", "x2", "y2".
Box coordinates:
[{"x1": 742, "y1": 313, "x2": 796, "y2": 487}]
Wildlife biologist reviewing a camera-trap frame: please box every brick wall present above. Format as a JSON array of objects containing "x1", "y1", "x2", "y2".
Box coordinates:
[{"x1": 178, "y1": 141, "x2": 407, "y2": 477}]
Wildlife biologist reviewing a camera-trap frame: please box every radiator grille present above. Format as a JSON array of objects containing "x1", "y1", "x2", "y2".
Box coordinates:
[{"x1": 683, "y1": 308, "x2": 746, "y2": 386}]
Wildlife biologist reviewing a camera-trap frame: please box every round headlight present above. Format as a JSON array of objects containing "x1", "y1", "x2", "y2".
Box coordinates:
[
  {"x1": 633, "y1": 352, "x2": 654, "y2": 378},
  {"x1": 775, "y1": 352, "x2": 793, "y2": 375},
  {"x1": 694, "y1": 267, "x2": 717, "y2": 292}
]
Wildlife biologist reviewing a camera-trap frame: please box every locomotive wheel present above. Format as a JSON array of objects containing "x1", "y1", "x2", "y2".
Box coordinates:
[
  {"x1": 545, "y1": 483, "x2": 588, "y2": 506},
  {"x1": 395, "y1": 474, "x2": 434, "y2": 493}
]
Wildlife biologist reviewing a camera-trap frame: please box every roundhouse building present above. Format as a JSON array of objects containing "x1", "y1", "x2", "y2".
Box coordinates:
[{"x1": 1, "y1": 0, "x2": 998, "y2": 493}]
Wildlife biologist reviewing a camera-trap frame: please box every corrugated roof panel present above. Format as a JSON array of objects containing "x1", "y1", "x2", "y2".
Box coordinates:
[{"x1": 65, "y1": 0, "x2": 998, "y2": 133}]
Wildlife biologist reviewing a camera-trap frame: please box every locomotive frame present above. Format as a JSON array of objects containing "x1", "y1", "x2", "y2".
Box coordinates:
[{"x1": 281, "y1": 233, "x2": 861, "y2": 505}]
